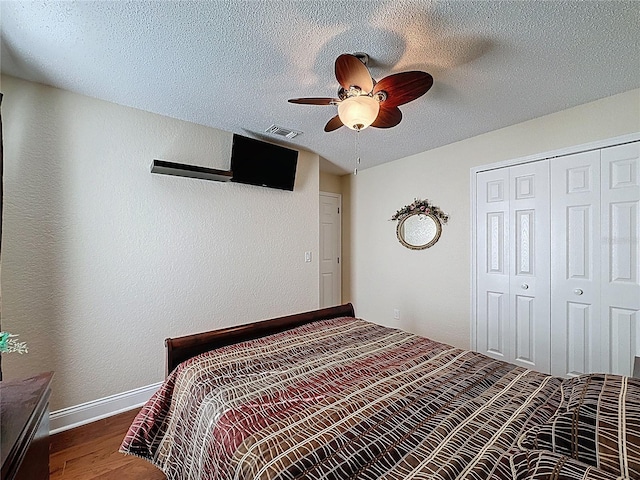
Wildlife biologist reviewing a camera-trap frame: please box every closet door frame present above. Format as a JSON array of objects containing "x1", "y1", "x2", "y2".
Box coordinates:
[{"x1": 470, "y1": 132, "x2": 640, "y2": 352}]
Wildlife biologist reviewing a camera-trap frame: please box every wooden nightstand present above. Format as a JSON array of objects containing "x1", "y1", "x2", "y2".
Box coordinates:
[{"x1": 1, "y1": 371, "x2": 53, "y2": 480}]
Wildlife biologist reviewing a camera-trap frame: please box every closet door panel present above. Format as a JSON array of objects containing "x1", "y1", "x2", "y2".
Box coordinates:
[
  {"x1": 476, "y1": 169, "x2": 510, "y2": 361},
  {"x1": 608, "y1": 308, "x2": 638, "y2": 376},
  {"x1": 550, "y1": 150, "x2": 601, "y2": 376},
  {"x1": 509, "y1": 161, "x2": 550, "y2": 372},
  {"x1": 600, "y1": 142, "x2": 640, "y2": 375},
  {"x1": 514, "y1": 295, "x2": 535, "y2": 364},
  {"x1": 566, "y1": 302, "x2": 592, "y2": 375}
]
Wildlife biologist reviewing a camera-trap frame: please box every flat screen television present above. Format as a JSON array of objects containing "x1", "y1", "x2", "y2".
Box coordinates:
[{"x1": 230, "y1": 134, "x2": 298, "y2": 191}]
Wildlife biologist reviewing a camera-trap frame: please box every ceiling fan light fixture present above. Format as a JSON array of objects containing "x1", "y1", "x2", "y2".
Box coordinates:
[
  {"x1": 288, "y1": 53, "x2": 433, "y2": 133},
  {"x1": 337, "y1": 95, "x2": 380, "y2": 131}
]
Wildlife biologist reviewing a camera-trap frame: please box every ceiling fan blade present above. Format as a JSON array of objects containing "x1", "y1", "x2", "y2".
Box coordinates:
[
  {"x1": 335, "y1": 54, "x2": 374, "y2": 93},
  {"x1": 371, "y1": 106, "x2": 402, "y2": 129},
  {"x1": 288, "y1": 97, "x2": 337, "y2": 105},
  {"x1": 324, "y1": 115, "x2": 344, "y2": 132},
  {"x1": 373, "y1": 71, "x2": 433, "y2": 108}
]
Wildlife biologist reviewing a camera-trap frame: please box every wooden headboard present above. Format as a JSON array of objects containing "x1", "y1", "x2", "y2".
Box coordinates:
[{"x1": 165, "y1": 303, "x2": 355, "y2": 376}]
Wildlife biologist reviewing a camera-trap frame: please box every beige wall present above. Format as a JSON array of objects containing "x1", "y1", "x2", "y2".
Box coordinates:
[
  {"x1": 319, "y1": 171, "x2": 343, "y2": 194},
  {"x1": 345, "y1": 88, "x2": 640, "y2": 349},
  {"x1": 1, "y1": 75, "x2": 320, "y2": 410},
  {"x1": 3, "y1": 74, "x2": 638, "y2": 410}
]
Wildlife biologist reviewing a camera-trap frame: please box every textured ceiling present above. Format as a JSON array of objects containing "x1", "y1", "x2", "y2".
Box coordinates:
[{"x1": 1, "y1": 1, "x2": 639, "y2": 174}]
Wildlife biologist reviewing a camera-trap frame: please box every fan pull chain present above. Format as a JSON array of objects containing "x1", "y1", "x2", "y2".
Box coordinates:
[{"x1": 354, "y1": 129, "x2": 361, "y2": 175}]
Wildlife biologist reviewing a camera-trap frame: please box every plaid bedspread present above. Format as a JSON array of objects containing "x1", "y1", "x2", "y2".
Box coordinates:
[{"x1": 121, "y1": 317, "x2": 568, "y2": 479}]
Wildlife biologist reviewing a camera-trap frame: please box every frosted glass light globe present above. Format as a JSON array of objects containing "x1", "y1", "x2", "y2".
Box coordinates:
[{"x1": 338, "y1": 96, "x2": 380, "y2": 131}]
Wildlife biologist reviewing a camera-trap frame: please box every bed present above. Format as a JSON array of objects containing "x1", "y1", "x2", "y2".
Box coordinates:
[{"x1": 120, "y1": 304, "x2": 639, "y2": 480}]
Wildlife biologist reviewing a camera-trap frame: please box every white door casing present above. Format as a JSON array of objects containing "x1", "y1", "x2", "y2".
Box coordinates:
[{"x1": 319, "y1": 193, "x2": 342, "y2": 308}]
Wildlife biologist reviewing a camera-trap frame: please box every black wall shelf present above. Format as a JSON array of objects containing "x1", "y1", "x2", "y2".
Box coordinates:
[{"x1": 150, "y1": 159, "x2": 232, "y2": 182}]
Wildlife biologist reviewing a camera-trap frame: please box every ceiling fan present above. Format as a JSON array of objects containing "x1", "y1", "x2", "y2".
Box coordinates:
[{"x1": 288, "y1": 53, "x2": 433, "y2": 132}]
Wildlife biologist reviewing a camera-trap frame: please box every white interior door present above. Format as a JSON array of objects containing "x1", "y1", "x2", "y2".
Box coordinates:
[
  {"x1": 600, "y1": 142, "x2": 640, "y2": 376},
  {"x1": 551, "y1": 150, "x2": 602, "y2": 377},
  {"x1": 319, "y1": 193, "x2": 341, "y2": 308},
  {"x1": 508, "y1": 160, "x2": 550, "y2": 372},
  {"x1": 476, "y1": 168, "x2": 510, "y2": 362}
]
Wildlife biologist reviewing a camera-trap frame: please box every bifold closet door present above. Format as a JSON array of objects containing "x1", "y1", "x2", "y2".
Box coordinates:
[
  {"x1": 476, "y1": 161, "x2": 551, "y2": 372},
  {"x1": 508, "y1": 161, "x2": 550, "y2": 372},
  {"x1": 476, "y1": 168, "x2": 510, "y2": 363},
  {"x1": 551, "y1": 141, "x2": 640, "y2": 377},
  {"x1": 550, "y1": 150, "x2": 602, "y2": 377},
  {"x1": 600, "y1": 142, "x2": 640, "y2": 376}
]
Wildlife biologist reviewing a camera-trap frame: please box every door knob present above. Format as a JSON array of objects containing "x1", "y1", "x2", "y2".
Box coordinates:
[
  {"x1": 573, "y1": 288, "x2": 584, "y2": 295},
  {"x1": 521, "y1": 284, "x2": 529, "y2": 290}
]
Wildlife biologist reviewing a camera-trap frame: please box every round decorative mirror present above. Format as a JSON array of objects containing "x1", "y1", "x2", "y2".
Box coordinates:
[
  {"x1": 391, "y1": 198, "x2": 448, "y2": 250},
  {"x1": 396, "y1": 212, "x2": 442, "y2": 250}
]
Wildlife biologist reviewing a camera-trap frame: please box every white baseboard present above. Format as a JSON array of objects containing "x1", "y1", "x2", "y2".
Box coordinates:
[{"x1": 50, "y1": 381, "x2": 162, "y2": 435}]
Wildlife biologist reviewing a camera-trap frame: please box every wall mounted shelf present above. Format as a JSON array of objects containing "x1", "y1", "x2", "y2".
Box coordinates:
[{"x1": 150, "y1": 159, "x2": 232, "y2": 182}]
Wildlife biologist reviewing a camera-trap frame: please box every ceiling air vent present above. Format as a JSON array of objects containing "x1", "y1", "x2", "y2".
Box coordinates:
[{"x1": 265, "y1": 124, "x2": 302, "y2": 139}]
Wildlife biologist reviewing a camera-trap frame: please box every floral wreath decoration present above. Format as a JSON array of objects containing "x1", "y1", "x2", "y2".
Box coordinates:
[{"x1": 390, "y1": 198, "x2": 449, "y2": 224}]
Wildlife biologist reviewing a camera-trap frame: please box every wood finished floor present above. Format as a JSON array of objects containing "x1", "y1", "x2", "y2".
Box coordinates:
[{"x1": 50, "y1": 408, "x2": 166, "y2": 479}]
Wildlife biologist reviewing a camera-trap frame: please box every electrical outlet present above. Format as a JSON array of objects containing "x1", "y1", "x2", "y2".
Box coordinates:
[
  {"x1": 305, "y1": 251, "x2": 312, "y2": 263},
  {"x1": 393, "y1": 309, "x2": 400, "y2": 320}
]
